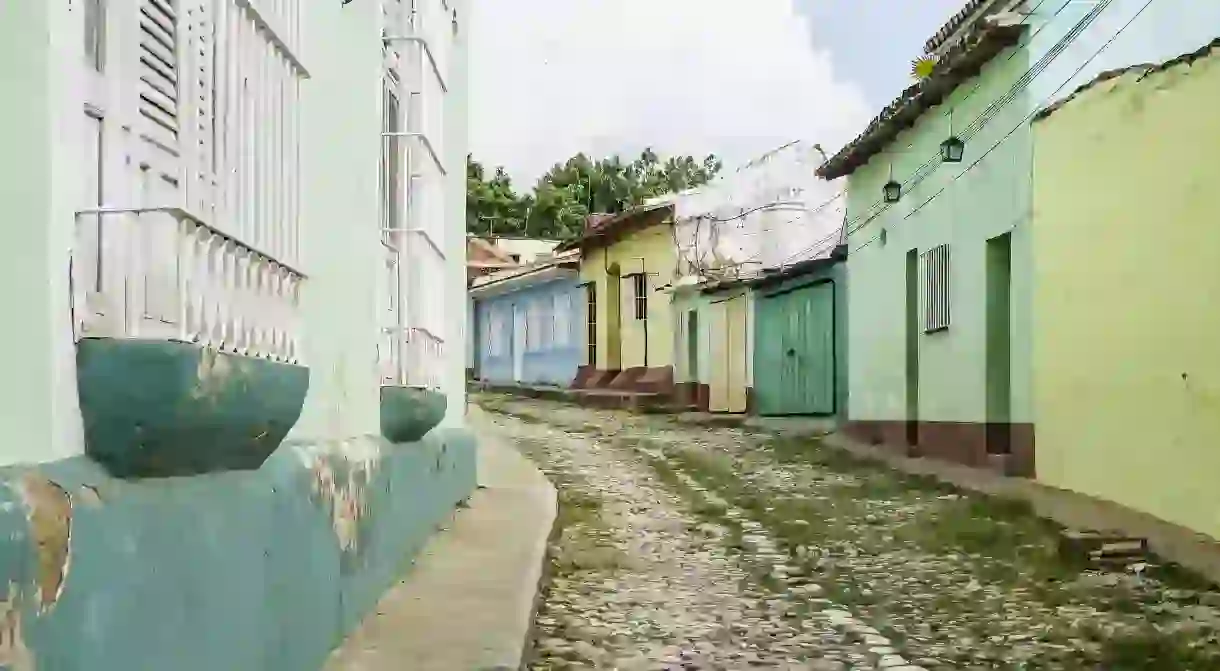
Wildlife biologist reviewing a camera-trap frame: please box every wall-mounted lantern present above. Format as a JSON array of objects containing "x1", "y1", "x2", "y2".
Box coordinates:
[
  {"x1": 882, "y1": 180, "x2": 902, "y2": 203},
  {"x1": 940, "y1": 110, "x2": 964, "y2": 163},
  {"x1": 940, "y1": 136, "x2": 965, "y2": 163},
  {"x1": 882, "y1": 163, "x2": 901, "y2": 203}
]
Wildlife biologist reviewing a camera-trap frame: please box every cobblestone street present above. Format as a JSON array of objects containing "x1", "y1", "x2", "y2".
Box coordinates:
[{"x1": 476, "y1": 393, "x2": 1220, "y2": 670}]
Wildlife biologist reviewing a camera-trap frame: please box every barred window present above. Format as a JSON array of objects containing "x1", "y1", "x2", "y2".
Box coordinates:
[
  {"x1": 585, "y1": 283, "x2": 597, "y2": 364},
  {"x1": 630, "y1": 273, "x2": 648, "y2": 321},
  {"x1": 922, "y1": 243, "x2": 951, "y2": 332}
]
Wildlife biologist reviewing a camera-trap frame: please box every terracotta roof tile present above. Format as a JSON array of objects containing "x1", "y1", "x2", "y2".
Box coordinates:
[{"x1": 816, "y1": 22, "x2": 1025, "y2": 180}]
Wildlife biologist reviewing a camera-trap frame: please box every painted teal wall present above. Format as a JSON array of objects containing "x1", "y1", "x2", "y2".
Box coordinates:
[
  {"x1": 0, "y1": 429, "x2": 475, "y2": 669},
  {"x1": 845, "y1": 44, "x2": 1034, "y2": 426}
]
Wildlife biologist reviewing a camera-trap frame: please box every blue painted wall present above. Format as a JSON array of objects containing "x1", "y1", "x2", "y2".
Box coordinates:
[
  {"x1": 474, "y1": 278, "x2": 585, "y2": 387},
  {"x1": 0, "y1": 429, "x2": 476, "y2": 670}
]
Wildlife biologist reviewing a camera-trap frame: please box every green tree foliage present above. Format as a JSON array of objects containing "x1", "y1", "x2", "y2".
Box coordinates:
[{"x1": 467, "y1": 149, "x2": 722, "y2": 240}]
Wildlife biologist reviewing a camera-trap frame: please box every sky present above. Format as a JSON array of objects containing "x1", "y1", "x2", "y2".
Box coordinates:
[{"x1": 468, "y1": 0, "x2": 969, "y2": 186}]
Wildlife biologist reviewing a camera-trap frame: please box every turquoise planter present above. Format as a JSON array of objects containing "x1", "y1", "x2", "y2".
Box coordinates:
[
  {"x1": 75, "y1": 338, "x2": 309, "y2": 479},
  {"x1": 380, "y1": 386, "x2": 447, "y2": 443}
]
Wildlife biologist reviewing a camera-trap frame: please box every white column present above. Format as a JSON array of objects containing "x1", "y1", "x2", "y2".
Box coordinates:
[
  {"x1": 441, "y1": 0, "x2": 469, "y2": 426},
  {"x1": 0, "y1": 0, "x2": 87, "y2": 465},
  {"x1": 288, "y1": 0, "x2": 385, "y2": 440}
]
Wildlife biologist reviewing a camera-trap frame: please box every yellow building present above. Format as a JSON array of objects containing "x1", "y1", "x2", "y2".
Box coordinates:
[
  {"x1": 1032, "y1": 39, "x2": 1220, "y2": 539},
  {"x1": 560, "y1": 203, "x2": 677, "y2": 394}
]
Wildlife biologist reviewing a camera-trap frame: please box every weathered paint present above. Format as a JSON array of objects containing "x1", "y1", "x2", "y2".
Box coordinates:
[
  {"x1": 580, "y1": 225, "x2": 677, "y2": 371},
  {"x1": 0, "y1": 428, "x2": 476, "y2": 670},
  {"x1": 474, "y1": 277, "x2": 584, "y2": 386},
  {"x1": 844, "y1": 42, "x2": 1033, "y2": 429},
  {"x1": 754, "y1": 260, "x2": 848, "y2": 419},
  {"x1": 379, "y1": 387, "x2": 447, "y2": 444},
  {"x1": 75, "y1": 339, "x2": 309, "y2": 479},
  {"x1": 1031, "y1": 45, "x2": 1220, "y2": 539}
]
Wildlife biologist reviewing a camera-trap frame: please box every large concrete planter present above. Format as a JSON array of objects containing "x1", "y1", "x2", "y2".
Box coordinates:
[
  {"x1": 380, "y1": 386, "x2": 447, "y2": 443},
  {"x1": 75, "y1": 338, "x2": 309, "y2": 478}
]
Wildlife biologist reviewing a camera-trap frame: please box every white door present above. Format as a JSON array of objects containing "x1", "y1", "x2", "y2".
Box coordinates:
[{"x1": 512, "y1": 304, "x2": 527, "y2": 382}]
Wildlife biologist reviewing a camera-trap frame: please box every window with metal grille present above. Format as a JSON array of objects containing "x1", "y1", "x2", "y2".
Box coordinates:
[
  {"x1": 585, "y1": 282, "x2": 597, "y2": 365},
  {"x1": 922, "y1": 243, "x2": 951, "y2": 332},
  {"x1": 630, "y1": 273, "x2": 648, "y2": 321},
  {"x1": 137, "y1": 0, "x2": 179, "y2": 143},
  {"x1": 381, "y1": 80, "x2": 402, "y2": 231}
]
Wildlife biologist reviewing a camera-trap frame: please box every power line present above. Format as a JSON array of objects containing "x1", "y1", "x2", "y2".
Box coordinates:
[
  {"x1": 769, "y1": 0, "x2": 1114, "y2": 251},
  {"x1": 883, "y1": 0, "x2": 1156, "y2": 231}
]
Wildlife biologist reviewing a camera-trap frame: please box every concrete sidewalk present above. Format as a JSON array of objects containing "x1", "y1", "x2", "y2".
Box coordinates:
[{"x1": 324, "y1": 410, "x2": 556, "y2": 671}]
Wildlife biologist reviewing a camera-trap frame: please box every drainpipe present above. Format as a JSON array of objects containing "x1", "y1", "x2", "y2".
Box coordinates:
[{"x1": 631, "y1": 256, "x2": 648, "y2": 368}]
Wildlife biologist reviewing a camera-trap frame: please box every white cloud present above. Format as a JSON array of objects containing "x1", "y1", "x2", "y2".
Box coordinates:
[{"x1": 468, "y1": 0, "x2": 872, "y2": 186}]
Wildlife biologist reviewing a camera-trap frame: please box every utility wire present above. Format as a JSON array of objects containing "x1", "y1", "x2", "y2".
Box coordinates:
[
  {"x1": 878, "y1": 0, "x2": 1157, "y2": 232},
  {"x1": 761, "y1": 0, "x2": 1113, "y2": 258}
]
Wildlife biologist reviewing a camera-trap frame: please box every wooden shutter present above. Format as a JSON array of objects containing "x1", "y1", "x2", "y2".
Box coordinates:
[{"x1": 138, "y1": 0, "x2": 180, "y2": 144}]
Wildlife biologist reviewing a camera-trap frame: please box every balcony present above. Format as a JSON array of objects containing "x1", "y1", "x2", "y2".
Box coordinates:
[
  {"x1": 71, "y1": 206, "x2": 309, "y2": 478},
  {"x1": 378, "y1": 235, "x2": 447, "y2": 444}
]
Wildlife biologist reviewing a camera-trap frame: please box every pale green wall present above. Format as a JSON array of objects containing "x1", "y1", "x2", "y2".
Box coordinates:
[
  {"x1": 290, "y1": 0, "x2": 385, "y2": 442},
  {"x1": 673, "y1": 286, "x2": 754, "y2": 389},
  {"x1": 0, "y1": 1, "x2": 87, "y2": 464},
  {"x1": 1032, "y1": 49, "x2": 1220, "y2": 539},
  {"x1": 442, "y1": 0, "x2": 471, "y2": 427},
  {"x1": 845, "y1": 45, "x2": 1034, "y2": 425}
]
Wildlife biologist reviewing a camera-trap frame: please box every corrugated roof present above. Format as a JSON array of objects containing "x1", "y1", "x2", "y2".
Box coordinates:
[
  {"x1": 1033, "y1": 36, "x2": 1220, "y2": 122},
  {"x1": 816, "y1": 22, "x2": 1025, "y2": 180}
]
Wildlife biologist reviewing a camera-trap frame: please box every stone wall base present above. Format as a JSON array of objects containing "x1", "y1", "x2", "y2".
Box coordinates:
[{"x1": 844, "y1": 420, "x2": 1035, "y2": 478}]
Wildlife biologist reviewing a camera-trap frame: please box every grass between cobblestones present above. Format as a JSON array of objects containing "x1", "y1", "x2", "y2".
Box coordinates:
[{"x1": 481, "y1": 396, "x2": 1220, "y2": 670}]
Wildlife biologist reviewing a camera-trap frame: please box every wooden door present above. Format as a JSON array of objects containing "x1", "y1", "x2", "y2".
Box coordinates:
[
  {"x1": 725, "y1": 295, "x2": 749, "y2": 413},
  {"x1": 708, "y1": 301, "x2": 730, "y2": 412},
  {"x1": 755, "y1": 282, "x2": 836, "y2": 415}
]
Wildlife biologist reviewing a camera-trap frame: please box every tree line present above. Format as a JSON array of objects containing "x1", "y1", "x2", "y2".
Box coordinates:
[{"x1": 467, "y1": 149, "x2": 723, "y2": 240}]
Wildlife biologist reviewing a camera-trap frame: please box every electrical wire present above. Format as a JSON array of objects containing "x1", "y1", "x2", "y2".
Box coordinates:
[
  {"x1": 882, "y1": 0, "x2": 1157, "y2": 231},
  {"x1": 759, "y1": 0, "x2": 1114, "y2": 255},
  {"x1": 841, "y1": 0, "x2": 1118, "y2": 239}
]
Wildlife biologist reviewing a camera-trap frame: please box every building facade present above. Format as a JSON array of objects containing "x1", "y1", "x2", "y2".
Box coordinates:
[
  {"x1": 567, "y1": 204, "x2": 677, "y2": 395},
  {"x1": 0, "y1": 0, "x2": 472, "y2": 666},
  {"x1": 828, "y1": 0, "x2": 1220, "y2": 477},
  {"x1": 471, "y1": 253, "x2": 584, "y2": 387},
  {"x1": 1031, "y1": 39, "x2": 1220, "y2": 539}
]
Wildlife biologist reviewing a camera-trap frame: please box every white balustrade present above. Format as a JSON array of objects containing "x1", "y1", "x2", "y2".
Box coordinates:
[{"x1": 72, "y1": 207, "x2": 305, "y2": 365}]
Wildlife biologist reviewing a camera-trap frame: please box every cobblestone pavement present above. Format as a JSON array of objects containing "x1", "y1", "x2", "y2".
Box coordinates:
[{"x1": 478, "y1": 393, "x2": 1220, "y2": 670}]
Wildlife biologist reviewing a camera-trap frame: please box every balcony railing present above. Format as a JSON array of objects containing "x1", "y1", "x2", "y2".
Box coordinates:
[
  {"x1": 380, "y1": 327, "x2": 444, "y2": 390},
  {"x1": 72, "y1": 206, "x2": 305, "y2": 364}
]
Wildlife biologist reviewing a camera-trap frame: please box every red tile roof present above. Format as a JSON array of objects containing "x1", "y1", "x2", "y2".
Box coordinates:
[{"x1": 816, "y1": 21, "x2": 1025, "y2": 180}]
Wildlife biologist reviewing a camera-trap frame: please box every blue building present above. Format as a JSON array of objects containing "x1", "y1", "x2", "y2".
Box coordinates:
[{"x1": 471, "y1": 251, "x2": 585, "y2": 387}]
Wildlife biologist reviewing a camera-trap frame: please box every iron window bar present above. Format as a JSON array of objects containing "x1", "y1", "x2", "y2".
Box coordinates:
[{"x1": 382, "y1": 35, "x2": 447, "y2": 93}]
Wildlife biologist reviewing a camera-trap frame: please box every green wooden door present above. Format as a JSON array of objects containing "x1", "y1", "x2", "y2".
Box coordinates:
[{"x1": 755, "y1": 282, "x2": 836, "y2": 416}]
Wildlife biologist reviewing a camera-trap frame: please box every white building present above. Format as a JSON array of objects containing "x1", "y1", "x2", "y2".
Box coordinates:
[
  {"x1": 0, "y1": 0, "x2": 474, "y2": 664},
  {"x1": 671, "y1": 141, "x2": 846, "y2": 284},
  {"x1": 1, "y1": 0, "x2": 469, "y2": 465}
]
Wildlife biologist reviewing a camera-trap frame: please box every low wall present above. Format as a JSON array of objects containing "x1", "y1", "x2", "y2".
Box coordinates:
[{"x1": 0, "y1": 428, "x2": 477, "y2": 670}]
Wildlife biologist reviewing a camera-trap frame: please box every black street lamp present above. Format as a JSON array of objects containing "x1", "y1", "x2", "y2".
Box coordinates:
[
  {"x1": 940, "y1": 136, "x2": 965, "y2": 163},
  {"x1": 940, "y1": 109, "x2": 964, "y2": 163},
  {"x1": 882, "y1": 179, "x2": 902, "y2": 203}
]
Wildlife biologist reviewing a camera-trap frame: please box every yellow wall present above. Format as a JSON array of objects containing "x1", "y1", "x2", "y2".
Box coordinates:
[
  {"x1": 1032, "y1": 49, "x2": 1220, "y2": 538},
  {"x1": 580, "y1": 223, "x2": 677, "y2": 370}
]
